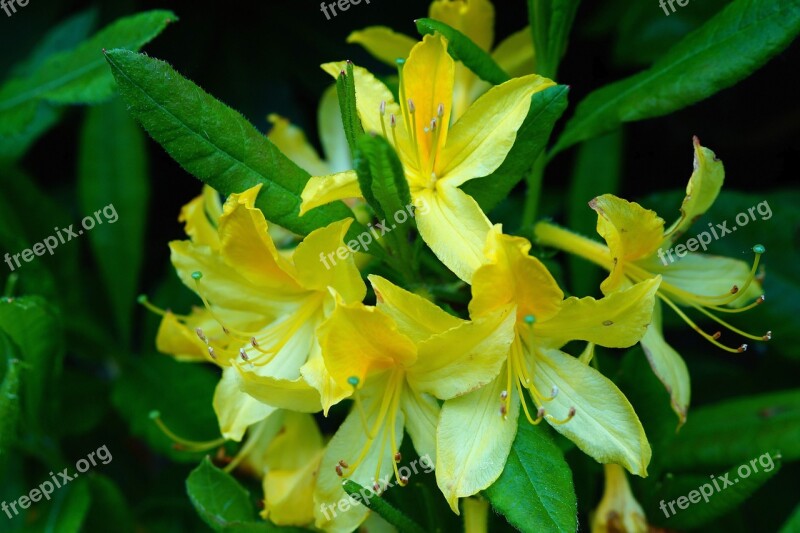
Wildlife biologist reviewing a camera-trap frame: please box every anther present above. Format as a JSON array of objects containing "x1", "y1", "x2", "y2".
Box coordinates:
[
  {"x1": 399, "y1": 476, "x2": 409, "y2": 486},
  {"x1": 207, "y1": 346, "x2": 217, "y2": 360},
  {"x1": 239, "y1": 348, "x2": 249, "y2": 362},
  {"x1": 730, "y1": 285, "x2": 739, "y2": 294},
  {"x1": 757, "y1": 295, "x2": 765, "y2": 304},
  {"x1": 712, "y1": 331, "x2": 722, "y2": 340},
  {"x1": 537, "y1": 407, "x2": 546, "y2": 419},
  {"x1": 335, "y1": 465, "x2": 343, "y2": 476},
  {"x1": 738, "y1": 344, "x2": 748, "y2": 353},
  {"x1": 763, "y1": 331, "x2": 772, "y2": 341},
  {"x1": 394, "y1": 452, "x2": 402, "y2": 462},
  {"x1": 500, "y1": 404, "x2": 507, "y2": 417},
  {"x1": 500, "y1": 390, "x2": 508, "y2": 400},
  {"x1": 390, "y1": 114, "x2": 397, "y2": 128},
  {"x1": 251, "y1": 337, "x2": 259, "y2": 348},
  {"x1": 195, "y1": 328, "x2": 207, "y2": 343},
  {"x1": 373, "y1": 481, "x2": 381, "y2": 493},
  {"x1": 408, "y1": 99, "x2": 415, "y2": 114},
  {"x1": 437, "y1": 103, "x2": 444, "y2": 117},
  {"x1": 430, "y1": 118, "x2": 437, "y2": 131},
  {"x1": 550, "y1": 386, "x2": 559, "y2": 398},
  {"x1": 339, "y1": 459, "x2": 349, "y2": 468},
  {"x1": 222, "y1": 326, "x2": 230, "y2": 335},
  {"x1": 380, "y1": 100, "x2": 386, "y2": 116}
]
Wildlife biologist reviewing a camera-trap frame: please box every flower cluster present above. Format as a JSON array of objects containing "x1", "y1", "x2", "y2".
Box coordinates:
[{"x1": 148, "y1": 0, "x2": 769, "y2": 530}]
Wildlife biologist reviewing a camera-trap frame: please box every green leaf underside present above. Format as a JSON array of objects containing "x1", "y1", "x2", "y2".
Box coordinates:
[
  {"x1": 105, "y1": 49, "x2": 370, "y2": 242},
  {"x1": 415, "y1": 18, "x2": 510, "y2": 85},
  {"x1": 553, "y1": 0, "x2": 800, "y2": 155},
  {"x1": 186, "y1": 458, "x2": 256, "y2": 531},
  {"x1": 485, "y1": 420, "x2": 577, "y2": 533}
]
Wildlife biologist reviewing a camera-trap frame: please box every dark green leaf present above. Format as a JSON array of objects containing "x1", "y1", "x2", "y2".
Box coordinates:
[
  {"x1": 84, "y1": 475, "x2": 135, "y2": 533},
  {"x1": 42, "y1": 477, "x2": 92, "y2": 533},
  {"x1": 78, "y1": 97, "x2": 149, "y2": 344},
  {"x1": 0, "y1": 297, "x2": 63, "y2": 434},
  {"x1": 0, "y1": 335, "x2": 22, "y2": 465},
  {"x1": 112, "y1": 354, "x2": 219, "y2": 462},
  {"x1": 336, "y1": 61, "x2": 363, "y2": 158},
  {"x1": 415, "y1": 18, "x2": 509, "y2": 85},
  {"x1": 462, "y1": 85, "x2": 569, "y2": 213},
  {"x1": 342, "y1": 479, "x2": 426, "y2": 533},
  {"x1": 552, "y1": 0, "x2": 800, "y2": 155},
  {"x1": 485, "y1": 419, "x2": 577, "y2": 533},
  {"x1": 0, "y1": 10, "x2": 177, "y2": 136},
  {"x1": 187, "y1": 457, "x2": 256, "y2": 531},
  {"x1": 780, "y1": 504, "x2": 800, "y2": 533},
  {"x1": 645, "y1": 454, "x2": 781, "y2": 529},
  {"x1": 662, "y1": 389, "x2": 800, "y2": 471},
  {"x1": 105, "y1": 49, "x2": 365, "y2": 239},
  {"x1": 528, "y1": 0, "x2": 581, "y2": 79},
  {"x1": 566, "y1": 129, "x2": 622, "y2": 296}
]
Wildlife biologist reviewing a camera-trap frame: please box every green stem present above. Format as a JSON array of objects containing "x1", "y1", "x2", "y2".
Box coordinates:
[{"x1": 520, "y1": 153, "x2": 547, "y2": 231}]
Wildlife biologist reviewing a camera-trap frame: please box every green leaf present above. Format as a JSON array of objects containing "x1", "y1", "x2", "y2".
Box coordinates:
[
  {"x1": 528, "y1": 0, "x2": 581, "y2": 79},
  {"x1": 0, "y1": 297, "x2": 64, "y2": 434},
  {"x1": 336, "y1": 61, "x2": 363, "y2": 159},
  {"x1": 104, "y1": 49, "x2": 364, "y2": 239},
  {"x1": 780, "y1": 504, "x2": 800, "y2": 533},
  {"x1": 78, "y1": 97, "x2": 149, "y2": 344},
  {"x1": 552, "y1": 0, "x2": 800, "y2": 155},
  {"x1": 112, "y1": 354, "x2": 219, "y2": 462},
  {"x1": 187, "y1": 457, "x2": 257, "y2": 531},
  {"x1": 0, "y1": 10, "x2": 176, "y2": 136},
  {"x1": 221, "y1": 522, "x2": 311, "y2": 533},
  {"x1": 484, "y1": 419, "x2": 577, "y2": 533},
  {"x1": 566, "y1": 129, "x2": 622, "y2": 296},
  {"x1": 42, "y1": 477, "x2": 92, "y2": 533},
  {"x1": 415, "y1": 18, "x2": 509, "y2": 85},
  {"x1": 645, "y1": 454, "x2": 781, "y2": 529},
  {"x1": 462, "y1": 85, "x2": 569, "y2": 214},
  {"x1": 342, "y1": 479, "x2": 426, "y2": 533},
  {"x1": 662, "y1": 389, "x2": 800, "y2": 471},
  {"x1": 83, "y1": 475, "x2": 135, "y2": 533},
  {"x1": 0, "y1": 336, "x2": 22, "y2": 465}
]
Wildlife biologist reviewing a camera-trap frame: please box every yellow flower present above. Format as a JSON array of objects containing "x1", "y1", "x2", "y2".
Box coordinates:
[
  {"x1": 533, "y1": 138, "x2": 768, "y2": 425},
  {"x1": 436, "y1": 226, "x2": 659, "y2": 512},
  {"x1": 313, "y1": 275, "x2": 516, "y2": 532},
  {"x1": 591, "y1": 464, "x2": 648, "y2": 533},
  {"x1": 156, "y1": 184, "x2": 366, "y2": 441},
  {"x1": 301, "y1": 34, "x2": 554, "y2": 282},
  {"x1": 348, "y1": 0, "x2": 535, "y2": 119}
]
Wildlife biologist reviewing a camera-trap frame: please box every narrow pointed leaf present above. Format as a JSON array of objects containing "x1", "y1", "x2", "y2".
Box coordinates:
[
  {"x1": 528, "y1": 0, "x2": 581, "y2": 79},
  {"x1": 343, "y1": 479, "x2": 427, "y2": 533}
]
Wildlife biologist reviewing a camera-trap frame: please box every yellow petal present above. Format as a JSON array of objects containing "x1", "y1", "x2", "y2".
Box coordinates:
[
  {"x1": 369, "y1": 274, "x2": 463, "y2": 343},
  {"x1": 179, "y1": 186, "x2": 222, "y2": 248},
  {"x1": 436, "y1": 372, "x2": 519, "y2": 513},
  {"x1": 213, "y1": 367, "x2": 276, "y2": 441},
  {"x1": 663, "y1": 138, "x2": 725, "y2": 243},
  {"x1": 589, "y1": 194, "x2": 665, "y2": 293},
  {"x1": 400, "y1": 385, "x2": 440, "y2": 463},
  {"x1": 638, "y1": 252, "x2": 762, "y2": 307},
  {"x1": 266, "y1": 114, "x2": 330, "y2": 176},
  {"x1": 402, "y1": 34, "x2": 455, "y2": 174},
  {"x1": 470, "y1": 226, "x2": 564, "y2": 320},
  {"x1": 299, "y1": 170, "x2": 362, "y2": 215},
  {"x1": 347, "y1": 26, "x2": 416, "y2": 66},
  {"x1": 438, "y1": 74, "x2": 555, "y2": 186},
  {"x1": 300, "y1": 341, "x2": 351, "y2": 416},
  {"x1": 414, "y1": 186, "x2": 491, "y2": 283},
  {"x1": 534, "y1": 277, "x2": 660, "y2": 349},
  {"x1": 640, "y1": 300, "x2": 690, "y2": 426},
  {"x1": 156, "y1": 309, "x2": 220, "y2": 362},
  {"x1": 317, "y1": 299, "x2": 417, "y2": 389},
  {"x1": 314, "y1": 384, "x2": 405, "y2": 532},
  {"x1": 429, "y1": 0, "x2": 495, "y2": 51},
  {"x1": 291, "y1": 219, "x2": 366, "y2": 303},
  {"x1": 409, "y1": 307, "x2": 516, "y2": 399},
  {"x1": 235, "y1": 366, "x2": 323, "y2": 413},
  {"x1": 591, "y1": 464, "x2": 649, "y2": 533},
  {"x1": 491, "y1": 27, "x2": 535, "y2": 78},
  {"x1": 218, "y1": 184, "x2": 302, "y2": 290},
  {"x1": 318, "y1": 84, "x2": 351, "y2": 173},
  {"x1": 530, "y1": 347, "x2": 651, "y2": 477}
]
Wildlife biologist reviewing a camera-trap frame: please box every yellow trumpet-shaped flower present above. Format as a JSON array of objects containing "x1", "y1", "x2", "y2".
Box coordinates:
[
  {"x1": 436, "y1": 226, "x2": 659, "y2": 512},
  {"x1": 534, "y1": 138, "x2": 769, "y2": 425},
  {"x1": 300, "y1": 34, "x2": 555, "y2": 283},
  {"x1": 591, "y1": 464, "x2": 648, "y2": 533},
  {"x1": 155, "y1": 184, "x2": 366, "y2": 442},
  {"x1": 313, "y1": 275, "x2": 516, "y2": 532},
  {"x1": 348, "y1": 0, "x2": 535, "y2": 120}
]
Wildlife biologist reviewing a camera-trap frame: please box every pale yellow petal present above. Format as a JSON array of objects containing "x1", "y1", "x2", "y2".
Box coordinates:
[
  {"x1": 492, "y1": 27, "x2": 535, "y2": 77},
  {"x1": 214, "y1": 367, "x2": 276, "y2": 441},
  {"x1": 530, "y1": 348, "x2": 651, "y2": 477},
  {"x1": 438, "y1": 74, "x2": 555, "y2": 186},
  {"x1": 267, "y1": 114, "x2": 330, "y2": 176},
  {"x1": 156, "y1": 309, "x2": 221, "y2": 363},
  {"x1": 179, "y1": 186, "x2": 221, "y2": 248},
  {"x1": 347, "y1": 26, "x2": 416, "y2": 66},
  {"x1": 437, "y1": 371, "x2": 519, "y2": 513},
  {"x1": 235, "y1": 366, "x2": 323, "y2": 413},
  {"x1": 429, "y1": 0, "x2": 495, "y2": 51},
  {"x1": 300, "y1": 340, "x2": 351, "y2": 416},
  {"x1": 414, "y1": 186, "x2": 491, "y2": 284},
  {"x1": 299, "y1": 170, "x2": 362, "y2": 216},
  {"x1": 318, "y1": 84, "x2": 351, "y2": 172},
  {"x1": 400, "y1": 385, "x2": 440, "y2": 463}
]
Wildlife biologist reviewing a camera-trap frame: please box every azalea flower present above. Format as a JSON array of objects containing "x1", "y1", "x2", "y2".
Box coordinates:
[
  {"x1": 314, "y1": 274, "x2": 516, "y2": 532},
  {"x1": 300, "y1": 34, "x2": 555, "y2": 282},
  {"x1": 436, "y1": 226, "x2": 659, "y2": 512},
  {"x1": 155, "y1": 184, "x2": 366, "y2": 441},
  {"x1": 348, "y1": 0, "x2": 535, "y2": 119},
  {"x1": 533, "y1": 138, "x2": 768, "y2": 425},
  {"x1": 591, "y1": 464, "x2": 648, "y2": 533}
]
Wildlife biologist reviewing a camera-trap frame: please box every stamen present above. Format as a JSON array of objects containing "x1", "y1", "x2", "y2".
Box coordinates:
[
  {"x1": 137, "y1": 294, "x2": 178, "y2": 318},
  {"x1": 149, "y1": 411, "x2": 226, "y2": 452},
  {"x1": 394, "y1": 452, "x2": 402, "y2": 463},
  {"x1": 191, "y1": 271, "x2": 254, "y2": 341},
  {"x1": 546, "y1": 407, "x2": 576, "y2": 425},
  {"x1": 239, "y1": 348, "x2": 249, "y2": 362},
  {"x1": 657, "y1": 293, "x2": 749, "y2": 353},
  {"x1": 196, "y1": 328, "x2": 208, "y2": 344},
  {"x1": 379, "y1": 101, "x2": 389, "y2": 140},
  {"x1": 207, "y1": 346, "x2": 217, "y2": 360},
  {"x1": 690, "y1": 303, "x2": 771, "y2": 342}
]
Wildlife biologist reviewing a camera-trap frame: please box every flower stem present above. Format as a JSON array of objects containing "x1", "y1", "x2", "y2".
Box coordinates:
[{"x1": 520, "y1": 154, "x2": 547, "y2": 231}]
